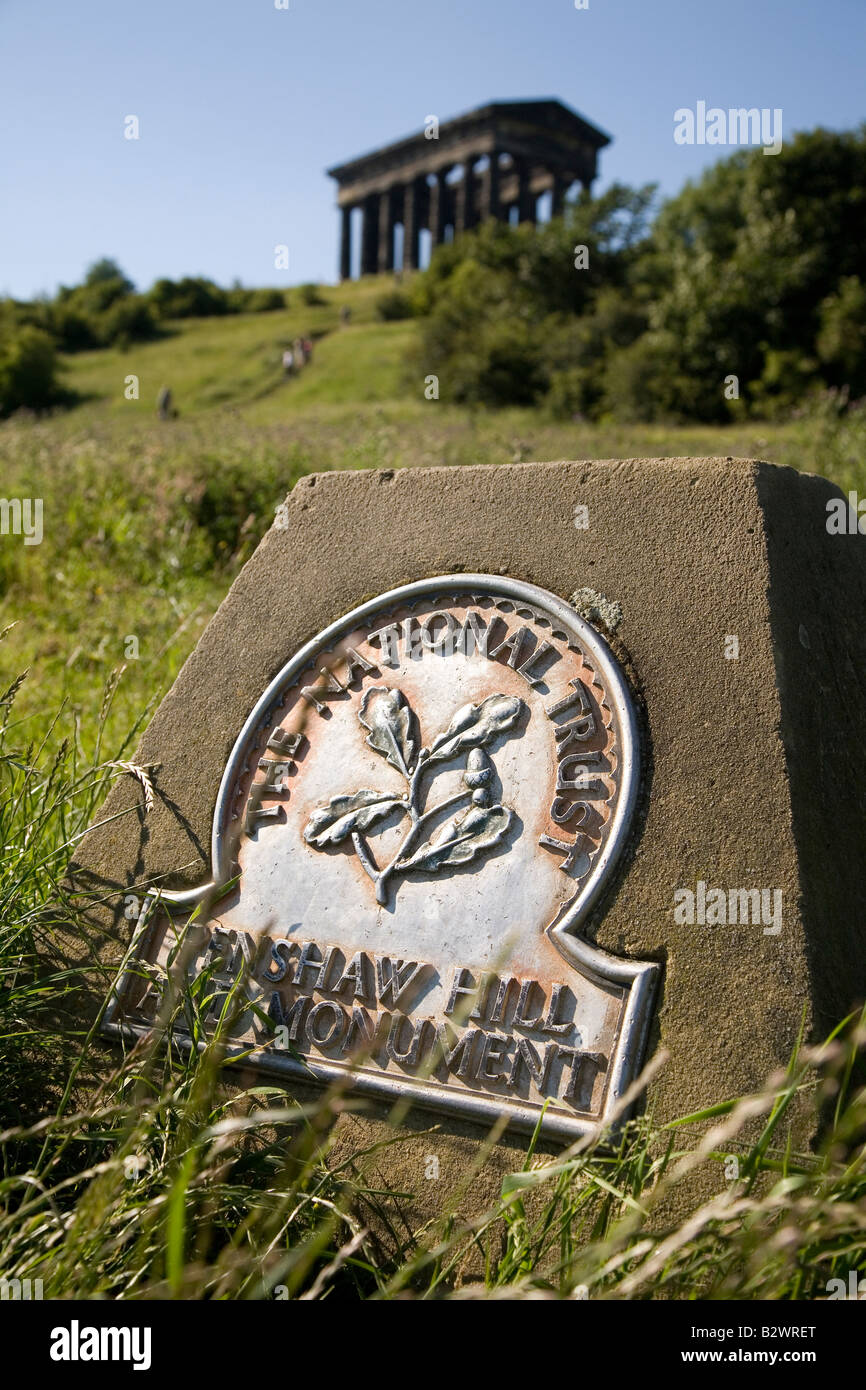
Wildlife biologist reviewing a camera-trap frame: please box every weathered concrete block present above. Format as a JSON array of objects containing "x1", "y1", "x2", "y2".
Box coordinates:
[{"x1": 69, "y1": 458, "x2": 866, "y2": 1217}]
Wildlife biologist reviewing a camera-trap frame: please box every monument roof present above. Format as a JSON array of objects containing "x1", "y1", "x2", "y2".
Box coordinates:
[{"x1": 327, "y1": 98, "x2": 612, "y2": 183}]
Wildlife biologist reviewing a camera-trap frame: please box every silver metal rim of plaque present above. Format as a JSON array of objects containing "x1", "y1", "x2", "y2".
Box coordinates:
[{"x1": 106, "y1": 575, "x2": 659, "y2": 1140}]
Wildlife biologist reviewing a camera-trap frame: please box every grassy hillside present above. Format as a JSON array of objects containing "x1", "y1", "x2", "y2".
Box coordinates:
[
  {"x1": 61, "y1": 277, "x2": 411, "y2": 420},
  {"x1": 1, "y1": 276, "x2": 864, "y2": 755}
]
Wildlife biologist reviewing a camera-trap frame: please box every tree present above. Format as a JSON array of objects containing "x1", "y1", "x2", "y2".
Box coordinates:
[
  {"x1": 414, "y1": 186, "x2": 656, "y2": 409},
  {"x1": 647, "y1": 127, "x2": 866, "y2": 416},
  {"x1": 84, "y1": 258, "x2": 135, "y2": 293}
]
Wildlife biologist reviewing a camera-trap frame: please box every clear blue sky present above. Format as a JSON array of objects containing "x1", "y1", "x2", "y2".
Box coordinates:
[{"x1": 1, "y1": 0, "x2": 862, "y2": 297}]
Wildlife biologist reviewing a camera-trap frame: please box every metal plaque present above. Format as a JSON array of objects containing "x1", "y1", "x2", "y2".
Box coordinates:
[{"x1": 106, "y1": 575, "x2": 658, "y2": 1139}]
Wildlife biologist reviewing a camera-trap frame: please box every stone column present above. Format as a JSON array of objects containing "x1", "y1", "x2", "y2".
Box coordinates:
[
  {"x1": 455, "y1": 158, "x2": 476, "y2": 235},
  {"x1": 429, "y1": 168, "x2": 450, "y2": 245},
  {"x1": 516, "y1": 160, "x2": 535, "y2": 224},
  {"x1": 402, "y1": 178, "x2": 421, "y2": 271},
  {"x1": 339, "y1": 205, "x2": 352, "y2": 281},
  {"x1": 377, "y1": 188, "x2": 395, "y2": 273},
  {"x1": 360, "y1": 193, "x2": 379, "y2": 276},
  {"x1": 483, "y1": 152, "x2": 501, "y2": 222},
  {"x1": 551, "y1": 171, "x2": 567, "y2": 219}
]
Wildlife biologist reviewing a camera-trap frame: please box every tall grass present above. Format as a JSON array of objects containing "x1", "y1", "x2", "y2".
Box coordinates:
[
  {"x1": 3, "y1": 398, "x2": 865, "y2": 760},
  {"x1": 1, "y1": 656, "x2": 864, "y2": 1299}
]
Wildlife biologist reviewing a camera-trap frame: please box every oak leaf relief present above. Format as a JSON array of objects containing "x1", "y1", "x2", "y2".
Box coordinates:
[{"x1": 303, "y1": 687, "x2": 525, "y2": 904}]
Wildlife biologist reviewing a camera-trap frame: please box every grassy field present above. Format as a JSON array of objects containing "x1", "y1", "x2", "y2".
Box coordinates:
[{"x1": 1, "y1": 284, "x2": 865, "y2": 1299}]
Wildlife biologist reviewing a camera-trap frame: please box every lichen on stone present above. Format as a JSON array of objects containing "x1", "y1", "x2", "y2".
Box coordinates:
[{"x1": 569, "y1": 587, "x2": 623, "y2": 634}]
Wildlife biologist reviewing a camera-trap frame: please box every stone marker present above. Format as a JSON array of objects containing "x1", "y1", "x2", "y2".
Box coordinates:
[{"x1": 71, "y1": 458, "x2": 866, "y2": 1209}]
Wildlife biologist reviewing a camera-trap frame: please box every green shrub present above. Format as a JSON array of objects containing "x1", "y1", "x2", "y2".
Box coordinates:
[
  {"x1": 469, "y1": 320, "x2": 547, "y2": 406},
  {"x1": 0, "y1": 326, "x2": 62, "y2": 416},
  {"x1": 75, "y1": 274, "x2": 134, "y2": 315},
  {"x1": 602, "y1": 333, "x2": 702, "y2": 423},
  {"x1": 817, "y1": 277, "x2": 866, "y2": 395},
  {"x1": 299, "y1": 282, "x2": 325, "y2": 306},
  {"x1": 45, "y1": 262, "x2": 160, "y2": 350},
  {"x1": 242, "y1": 288, "x2": 286, "y2": 313},
  {"x1": 545, "y1": 366, "x2": 595, "y2": 420},
  {"x1": 149, "y1": 276, "x2": 230, "y2": 319},
  {"x1": 149, "y1": 280, "x2": 286, "y2": 318},
  {"x1": 50, "y1": 303, "x2": 99, "y2": 352},
  {"x1": 97, "y1": 294, "x2": 160, "y2": 348},
  {"x1": 747, "y1": 347, "x2": 822, "y2": 419},
  {"x1": 375, "y1": 289, "x2": 414, "y2": 321}
]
